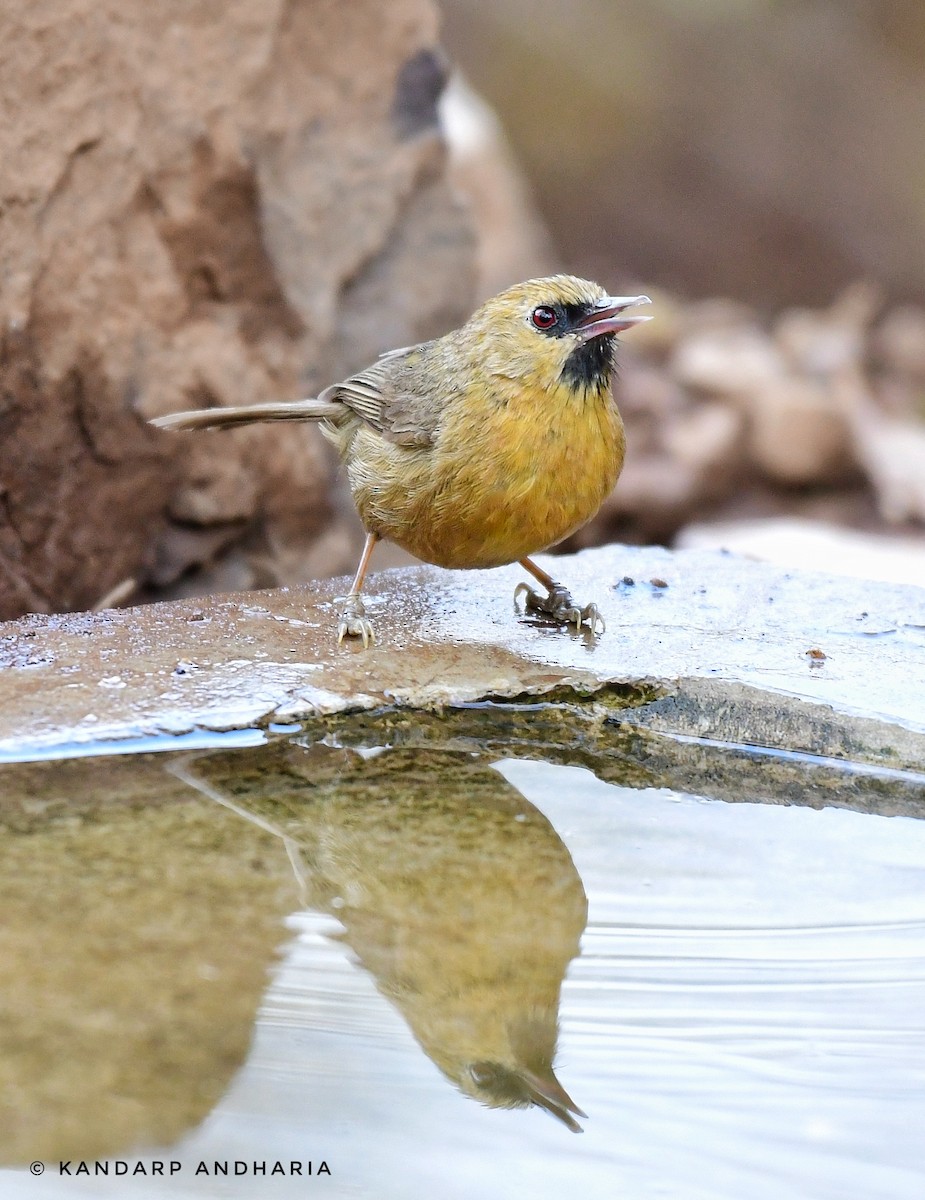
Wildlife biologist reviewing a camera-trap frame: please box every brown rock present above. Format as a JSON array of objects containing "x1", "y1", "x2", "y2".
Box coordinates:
[
  {"x1": 873, "y1": 306, "x2": 925, "y2": 380},
  {"x1": 168, "y1": 442, "x2": 260, "y2": 527},
  {"x1": 618, "y1": 363, "x2": 688, "y2": 448},
  {"x1": 582, "y1": 400, "x2": 743, "y2": 547},
  {"x1": 680, "y1": 298, "x2": 757, "y2": 334},
  {"x1": 0, "y1": 1, "x2": 475, "y2": 620},
  {"x1": 747, "y1": 377, "x2": 855, "y2": 486},
  {"x1": 671, "y1": 327, "x2": 786, "y2": 397},
  {"x1": 773, "y1": 284, "x2": 879, "y2": 375},
  {"x1": 834, "y1": 368, "x2": 925, "y2": 525},
  {"x1": 662, "y1": 402, "x2": 743, "y2": 487},
  {"x1": 441, "y1": 75, "x2": 558, "y2": 300}
]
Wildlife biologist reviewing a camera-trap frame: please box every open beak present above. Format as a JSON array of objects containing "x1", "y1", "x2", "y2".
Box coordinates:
[
  {"x1": 574, "y1": 294, "x2": 651, "y2": 342},
  {"x1": 521, "y1": 1067, "x2": 588, "y2": 1133}
]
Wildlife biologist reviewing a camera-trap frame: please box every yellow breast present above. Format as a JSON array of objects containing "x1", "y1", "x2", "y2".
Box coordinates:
[{"x1": 346, "y1": 379, "x2": 625, "y2": 570}]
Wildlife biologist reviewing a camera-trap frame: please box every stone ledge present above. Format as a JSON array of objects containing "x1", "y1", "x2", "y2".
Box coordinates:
[{"x1": 0, "y1": 545, "x2": 923, "y2": 768}]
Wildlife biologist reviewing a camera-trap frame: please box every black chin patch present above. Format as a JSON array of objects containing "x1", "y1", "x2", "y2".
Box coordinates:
[{"x1": 560, "y1": 334, "x2": 616, "y2": 392}]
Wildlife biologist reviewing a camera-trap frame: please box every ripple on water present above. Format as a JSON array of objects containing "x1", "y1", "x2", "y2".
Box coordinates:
[
  {"x1": 166, "y1": 756, "x2": 925, "y2": 1200},
  {"x1": 2, "y1": 743, "x2": 924, "y2": 1200}
]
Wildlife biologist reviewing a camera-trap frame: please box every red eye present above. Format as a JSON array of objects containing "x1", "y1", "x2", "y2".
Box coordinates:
[{"x1": 531, "y1": 305, "x2": 558, "y2": 330}]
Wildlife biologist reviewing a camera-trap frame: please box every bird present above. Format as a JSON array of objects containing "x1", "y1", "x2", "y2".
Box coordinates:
[
  {"x1": 151, "y1": 275, "x2": 651, "y2": 645},
  {"x1": 180, "y1": 736, "x2": 590, "y2": 1131}
]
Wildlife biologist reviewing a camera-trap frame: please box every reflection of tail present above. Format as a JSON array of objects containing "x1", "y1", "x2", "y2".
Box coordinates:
[
  {"x1": 149, "y1": 397, "x2": 340, "y2": 432},
  {"x1": 165, "y1": 752, "x2": 315, "y2": 907}
]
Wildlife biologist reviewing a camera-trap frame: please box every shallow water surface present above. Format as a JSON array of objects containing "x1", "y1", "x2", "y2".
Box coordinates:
[{"x1": 1, "y1": 719, "x2": 924, "y2": 1199}]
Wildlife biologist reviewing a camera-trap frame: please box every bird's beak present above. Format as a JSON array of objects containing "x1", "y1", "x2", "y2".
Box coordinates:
[
  {"x1": 521, "y1": 1067, "x2": 588, "y2": 1133},
  {"x1": 574, "y1": 294, "x2": 652, "y2": 342}
]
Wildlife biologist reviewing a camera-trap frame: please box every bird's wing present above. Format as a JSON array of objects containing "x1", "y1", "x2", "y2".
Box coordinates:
[
  {"x1": 319, "y1": 365, "x2": 389, "y2": 428},
  {"x1": 319, "y1": 344, "x2": 440, "y2": 448}
]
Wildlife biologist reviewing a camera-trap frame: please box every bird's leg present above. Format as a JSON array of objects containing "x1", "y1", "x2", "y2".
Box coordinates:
[
  {"x1": 336, "y1": 532, "x2": 379, "y2": 647},
  {"x1": 514, "y1": 556, "x2": 605, "y2": 634}
]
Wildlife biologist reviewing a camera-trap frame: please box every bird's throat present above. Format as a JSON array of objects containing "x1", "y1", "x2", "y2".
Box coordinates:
[{"x1": 559, "y1": 335, "x2": 616, "y2": 394}]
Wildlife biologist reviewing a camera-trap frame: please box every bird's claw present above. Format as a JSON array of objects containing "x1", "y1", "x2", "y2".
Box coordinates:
[
  {"x1": 514, "y1": 582, "x2": 605, "y2": 635},
  {"x1": 336, "y1": 596, "x2": 375, "y2": 647}
]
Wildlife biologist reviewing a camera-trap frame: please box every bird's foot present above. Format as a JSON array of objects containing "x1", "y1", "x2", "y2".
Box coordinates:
[
  {"x1": 336, "y1": 595, "x2": 375, "y2": 647},
  {"x1": 514, "y1": 581, "x2": 605, "y2": 634}
]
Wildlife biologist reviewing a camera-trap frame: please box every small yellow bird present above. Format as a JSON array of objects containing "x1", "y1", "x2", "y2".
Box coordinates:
[
  {"x1": 185, "y1": 738, "x2": 590, "y2": 1131},
  {"x1": 151, "y1": 276, "x2": 650, "y2": 645}
]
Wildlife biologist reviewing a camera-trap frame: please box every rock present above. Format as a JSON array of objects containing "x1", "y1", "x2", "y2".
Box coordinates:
[
  {"x1": 852, "y1": 415, "x2": 925, "y2": 526},
  {"x1": 0, "y1": 1, "x2": 475, "y2": 621},
  {"x1": 167, "y1": 444, "x2": 260, "y2": 528},
  {"x1": 148, "y1": 524, "x2": 249, "y2": 591},
  {"x1": 873, "y1": 306, "x2": 925, "y2": 380},
  {"x1": 834, "y1": 367, "x2": 925, "y2": 524},
  {"x1": 618, "y1": 363, "x2": 688, "y2": 435},
  {"x1": 440, "y1": 75, "x2": 558, "y2": 299},
  {"x1": 581, "y1": 399, "x2": 742, "y2": 547},
  {"x1": 678, "y1": 516, "x2": 925, "y2": 589},
  {"x1": 609, "y1": 455, "x2": 699, "y2": 518},
  {"x1": 680, "y1": 298, "x2": 756, "y2": 334},
  {"x1": 671, "y1": 327, "x2": 786, "y2": 397},
  {"x1": 662, "y1": 402, "x2": 743, "y2": 483},
  {"x1": 0, "y1": 545, "x2": 923, "y2": 772},
  {"x1": 746, "y1": 376, "x2": 855, "y2": 486},
  {"x1": 773, "y1": 284, "x2": 880, "y2": 375}
]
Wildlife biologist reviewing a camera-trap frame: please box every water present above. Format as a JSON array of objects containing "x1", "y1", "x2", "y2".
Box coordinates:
[{"x1": 1, "y1": 723, "x2": 924, "y2": 1199}]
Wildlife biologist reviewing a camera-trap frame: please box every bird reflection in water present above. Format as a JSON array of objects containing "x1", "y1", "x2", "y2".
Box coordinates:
[{"x1": 177, "y1": 738, "x2": 589, "y2": 1131}]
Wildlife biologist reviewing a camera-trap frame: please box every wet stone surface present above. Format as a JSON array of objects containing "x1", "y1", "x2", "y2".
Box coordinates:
[{"x1": 0, "y1": 544, "x2": 923, "y2": 769}]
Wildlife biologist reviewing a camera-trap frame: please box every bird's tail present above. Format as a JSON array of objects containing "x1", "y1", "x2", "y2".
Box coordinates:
[{"x1": 149, "y1": 397, "x2": 341, "y2": 432}]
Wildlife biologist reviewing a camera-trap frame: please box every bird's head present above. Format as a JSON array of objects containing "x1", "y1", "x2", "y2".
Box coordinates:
[
  {"x1": 460, "y1": 275, "x2": 651, "y2": 397},
  {"x1": 461, "y1": 1059, "x2": 588, "y2": 1133}
]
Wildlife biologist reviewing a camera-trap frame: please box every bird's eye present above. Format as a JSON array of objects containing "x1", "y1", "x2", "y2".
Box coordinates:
[{"x1": 530, "y1": 305, "x2": 558, "y2": 330}]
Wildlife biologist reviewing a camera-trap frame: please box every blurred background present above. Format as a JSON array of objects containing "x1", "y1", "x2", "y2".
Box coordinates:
[
  {"x1": 443, "y1": 0, "x2": 925, "y2": 310},
  {"x1": 439, "y1": 0, "x2": 925, "y2": 585},
  {"x1": 2, "y1": 0, "x2": 924, "y2": 621}
]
